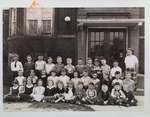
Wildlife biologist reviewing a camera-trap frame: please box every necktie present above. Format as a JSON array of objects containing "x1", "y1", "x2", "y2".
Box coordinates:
[{"x1": 14, "y1": 61, "x2": 17, "y2": 67}]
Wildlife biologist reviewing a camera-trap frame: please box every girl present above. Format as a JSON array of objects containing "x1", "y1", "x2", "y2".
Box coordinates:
[
  {"x1": 43, "y1": 80, "x2": 56, "y2": 102},
  {"x1": 71, "y1": 71, "x2": 81, "y2": 89},
  {"x1": 47, "y1": 70, "x2": 59, "y2": 87},
  {"x1": 30, "y1": 79, "x2": 45, "y2": 102},
  {"x1": 15, "y1": 70, "x2": 26, "y2": 86},
  {"x1": 28, "y1": 70, "x2": 38, "y2": 86},
  {"x1": 45, "y1": 57, "x2": 55, "y2": 75}
]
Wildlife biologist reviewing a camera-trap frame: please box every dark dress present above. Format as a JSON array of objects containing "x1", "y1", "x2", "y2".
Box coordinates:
[{"x1": 98, "y1": 91, "x2": 110, "y2": 104}]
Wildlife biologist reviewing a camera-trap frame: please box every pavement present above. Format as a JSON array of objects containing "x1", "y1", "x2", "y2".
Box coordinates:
[{"x1": 3, "y1": 96, "x2": 144, "y2": 112}]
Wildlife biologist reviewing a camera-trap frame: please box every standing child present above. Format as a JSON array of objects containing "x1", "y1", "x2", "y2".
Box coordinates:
[
  {"x1": 64, "y1": 58, "x2": 75, "y2": 78},
  {"x1": 24, "y1": 55, "x2": 35, "y2": 77},
  {"x1": 84, "y1": 58, "x2": 94, "y2": 75},
  {"x1": 71, "y1": 71, "x2": 81, "y2": 89},
  {"x1": 30, "y1": 79, "x2": 45, "y2": 102},
  {"x1": 54, "y1": 56, "x2": 64, "y2": 75},
  {"x1": 76, "y1": 58, "x2": 85, "y2": 77},
  {"x1": 47, "y1": 70, "x2": 59, "y2": 87},
  {"x1": 81, "y1": 70, "x2": 92, "y2": 89},
  {"x1": 85, "y1": 82, "x2": 98, "y2": 104},
  {"x1": 15, "y1": 70, "x2": 26, "y2": 86},
  {"x1": 110, "y1": 82, "x2": 127, "y2": 106},
  {"x1": 123, "y1": 73, "x2": 137, "y2": 106},
  {"x1": 27, "y1": 70, "x2": 38, "y2": 86},
  {"x1": 4, "y1": 80, "x2": 20, "y2": 102},
  {"x1": 45, "y1": 57, "x2": 55, "y2": 75},
  {"x1": 35, "y1": 55, "x2": 46, "y2": 77},
  {"x1": 58, "y1": 69, "x2": 70, "y2": 88}
]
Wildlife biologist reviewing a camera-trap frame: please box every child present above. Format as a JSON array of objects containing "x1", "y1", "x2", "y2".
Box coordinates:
[
  {"x1": 84, "y1": 58, "x2": 94, "y2": 75},
  {"x1": 35, "y1": 55, "x2": 46, "y2": 77},
  {"x1": 43, "y1": 80, "x2": 56, "y2": 102},
  {"x1": 123, "y1": 73, "x2": 137, "y2": 106},
  {"x1": 76, "y1": 58, "x2": 85, "y2": 77},
  {"x1": 63, "y1": 81, "x2": 75, "y2": 103},
  {"x1": 64, "y1": 58, "x2": 75, "y2": 77},
  {"x1": 85, "y1": 82, "x2": 98, "y2": 104},
  {"x1": 27, "y1": 70, "x2": 38, "y2": 86},
  {"x1": 30, "y1": 79, "x2": 45, "y2": 102},
  {"x1": 74, "y1": 82, "x2": 86, "y2": 104},
  {"x1": 58, "y1": 69, "x2": 70, "y2": 88},
  {"x1": 54, "y1": 56, "x2": 64, "y2": 75},
  {"x1": 54, "y1": 81, "x2": 66, "y2": 103},
  {"x1": 4, "y1": 80, "x2": 20, "y2": 102},
  {"x1": 40, "y1": 70, "x2": 47, "y2": 87},
  {"x1": 47, "y1": 70, "x2": 59, "y2": 87},
  {"x1": 110, "y1": 82, "x2": 127, "y2": 105},
  {"x1": 81, "y1": 70, "x2": 92, "y2": 89},
  {"x1": 97, "y1": 83, "x2": 110, "y2": 105},
  {"x1": 110, "y1": 61, "x2": 122, "y2": 80},
  {"x1": 100, "y1": 58, "x2": 111, "y2": 84},
  {"x1": 91, "y1": 72, "x2": 100, "y2": 91},
  {"x1": 71, "y1": 71, "x2": 81, "y2": 89},
  {"x1": 15, "y1": 70, "x2": 26, "y2": 86},
  {"x1": 112, "y1": 71, "x2": 123, "y2": 88},
  {"x1": 10, "y1": 54, "x2": 24, "y2": 81},
  {"x1": 93, "y1": 58, "x2": 101, "y2": 72},
  {"x1": 24, "y1": 55, "x2": 35, "y2": 77},
  {"x1": 45, "y1": 57, "x2": 55, "y2": 75}
]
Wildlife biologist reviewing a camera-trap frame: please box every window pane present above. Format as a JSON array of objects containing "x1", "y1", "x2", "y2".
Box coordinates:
[
  {"x1": 100, "y1": 32, "x2": 104, "y2": 41},
  {"x1": 95, "y1": 32, "x2": 99, "y2": 41},
  {"x1": 28, "y1": 20, "x2": 38, "y2": 35},
  {"x1": 114, "y1": 32, "x2": 119, "y2": 38},
  {"x1": 110, "y1": 32, "x2": 114, "y2": 41},
  {"x1": 42, "y1": 20, "x2": 51, "y2": 33},
  {"x1": 91, "y1": 32, "x2": 95, "y2": 41}
]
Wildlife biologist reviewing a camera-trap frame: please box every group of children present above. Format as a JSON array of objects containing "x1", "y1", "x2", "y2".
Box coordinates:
[{"x1": 4, "y1": 54, "x2": 138, "y2": 107}]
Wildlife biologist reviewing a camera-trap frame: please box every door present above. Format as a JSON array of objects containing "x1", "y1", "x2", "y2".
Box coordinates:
[{"x1": 88, "y1": 28, "x2": 126, "y2": 65}]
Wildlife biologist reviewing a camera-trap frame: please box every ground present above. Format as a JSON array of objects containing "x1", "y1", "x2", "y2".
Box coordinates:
[{"x1": 3, "y1": 96, "x2": 144, "y2": 112}]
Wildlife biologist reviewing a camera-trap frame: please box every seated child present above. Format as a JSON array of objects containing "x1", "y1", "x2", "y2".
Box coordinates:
[
  {"x1": 123, "y1": 73, "x2": 137, "y2": 106},
  {"x1": 54, "y1": 81, "x2": 66, "y2": 103},
  {"x1": 58, "y1": 69, "x2": 70, "y2": 88},
  {"x1": 45, "y1": 57, "x2": 55, "y2": 75},
  {"x1": 110, "y1": 82, "x2": 127, "y2": 106},
  {"x1": 24, "y1": 55, "x2": 35, "y2": 77},
  {"x1": 91, "y1": 72, "x2": 100, "y2": 91},
  {"x1": 47, "y1": 70, "x2": 59, "y2": 87},
  {"x1": 40, "y1": 70, "x2": 47, "y2": 87},
  {"x1": 81, "y1": 70, "x2": 92, "y2": 89},
  {"x1": 43, "y1": 80, "x2": 56, "y2": 102},
  {"x1": 35, "y1": 55, "x2": 46, "y2": 77},
  {"x1": 27, "y1": 70, "x2": 38, "y2": 86},
  {"x1": 4, "y1": 80, "x2": 20, "y2": 102},
  {"x1": 63, "y1": 81, "x2": 75, "y2": 103},
  {"x1": 64, "y1": 58, "x2": 75, "y2": 77},
  {"x1": 97, "y1": 83, "x2": 110, "y2": 105},
  {"x1": 30, "y1": 79, "x2": 45, "y2": 102},
  {"x1": 112, "y1": 71, "x2": 123, "y2": 88},
  {"x1": 75, "y1": 58, "x2": 85, "y2": 77},
  {"x1": 74, "y1": 82, "x2": 86, "y2": 105},
  {"x1": 85, "y1": 82, "x2": 98, "y2": 104},
  {"x1": 110, "y1": 61, "x2": 122, "y2": 80},
  {"x1": 19, "y1": 78, "x2": 33, "y2": 101},
  {"x1": 15, "y1": 70, "x2": 26, "y2": 86},
  {"x1": 54, "y1": 56, "x2": 64, "y2": 75},
  {"x1": 71, "y1": 71, "x2": 81, "y2": 89}
]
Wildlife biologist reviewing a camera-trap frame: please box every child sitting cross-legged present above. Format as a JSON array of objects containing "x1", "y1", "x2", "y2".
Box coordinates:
[
  {"x1": 84, "y1": 82, "x2": 98, "y2": 105},
  {"x1": 30, "y1": 79, "x2": 45, "y2": 102}
]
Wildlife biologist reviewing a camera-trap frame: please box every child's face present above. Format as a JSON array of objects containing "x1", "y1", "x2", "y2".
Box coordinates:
[
  {"x1": 87, "y1": 59, "x2": 92, "y2": 65},
  {"x1": 88, "y1": 84, "x2": 94, "y2": 90},
  {"x1": 57, "y1": 57, "x2": 62, "y2": 64},
  {"x1": 78, "y1": 83, "x2": 84, "y2": 90},
  {"x1": 125, "y1": 73, "x2": 131, "y2": 79},
  {"x1": 41, "y1": 70, "x2": 46, "y2": 75},
  {"x1": 51, "y1": 72, "x2": 56, "y2": 76},
  {"x1": 48, "y1": 80, "x2": 54, "y2": 87},
  {"x1": 78, "y1": 59, "x2": 83, "y2": 65},
  {"x1": 38, "y1": 56, "x2": 43, "y2": 60},
  {"x1": 68, "y1": 83, "x2": 73, "y2": 88},
  {"x1": 127, "y1": 50, "x2": 132, "y2": 56},
  {"x1": 113, "y1": 62, "x2": 118, "y2": 67},
  {"x1": 61, "y1": 71, "x2": 66, "y2": 76},
  {"x1": 73, "y1": 72, "x2": 78, "y2": 78},
  {"x1": 83, "y1": 71, "x2": 88, "y2": 76},
  {"x1": 27, "y1": 79, "x2": 32, "y2": 85},
  {"x1": 58, "y1": 82, "x2": 63, "y2": 89},
  {"x1": 92, "y1": 73, "x2": 97, "y2": 79},
  {"x1": 101, "y1": 59, "x2": 106, "y2": 65},
  {"x1": 38, "y1": 80, "x2": 43, "y2": 86},
  {"x1": 48, "y1": 58, "x2": 52, "y2": 63},
  {"x1": 14, "y1": 56, "x2": 18, "y2": 61},
  {"x1": 30, "y1": 71, "x2": 35, "y2": 76},
  {"x1": 94, "y1": 61, "x2": 99, "y2": 66},
  {"x1": 102, "y1": 85, "x2": 108, "y2": 92},
  {"x1": 115, "y1": 74, "x2": 121, "y2": 79},
  {"x1": 27, "y1": 56, "x2": 32, "y2": 62},
  {"x1": 66, "y1": 58, "x2": 72, "y2": 64},
  {"x1": 114, "y1": 85, "x2": 120, "y2": 90},
  {"x1": 18, "y1": 71, "x2": 23, "y2": 76}
]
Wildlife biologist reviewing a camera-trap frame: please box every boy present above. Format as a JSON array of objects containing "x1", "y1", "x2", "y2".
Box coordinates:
[
  {"x1": 97, "y1": 83, "x2": 110, "y2": 105},
  {"x1": 110, "y1": 82, "x2": 127, "y2": 105},
  {"x1": 123, "y1": 73, "x2": 137, "y2": 106},
  {"x1": 110, "y1": 61, "x2": 122, "y2": 80},
  {"x1": 54, "y1": 56, "x2": 64, "y2": 75},
  {"x1": 24, "y1": 55, "x2": 35, "y2": 77},
  {"x1": 15, "y1": 70, "x2": 26, "y2": 86},
  {"x1": 112, "y1": 71, "x2": 123, "y2": 87},
  {"x1": 45, "y1": 57, "x2": 55, "y2": 75},
  {"x1": 35, "y1": 55, "x2": 46, "y2": 77},
  {"x1": 58, "y1": 69, "x2": 70, "y2": 88},
  {"x1": 64, "y1": 58, "x2": 75, "y2": 77},
  {"x1": 76, "y1": 58, "x2": 85, "y2": 77},
  {"x1": 91, "y1": 72, "x2": 100, "y2": 91},
  {"x1": 81, "y1": 70, "x2": 92, "y2": 89},
  {"x1": 84, "y1": 58, "x2": 94, "y2": 75}
]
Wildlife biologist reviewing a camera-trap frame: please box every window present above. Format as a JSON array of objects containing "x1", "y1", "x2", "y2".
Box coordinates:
[
  {"x1": 28, "y1": 20, "x2": 38, "y2": 35},
  {"x1": 42, "y1": 20, "x2": 51, "y2": 34}
]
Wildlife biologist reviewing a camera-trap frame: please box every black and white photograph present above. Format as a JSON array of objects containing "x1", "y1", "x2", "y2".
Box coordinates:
[{"x1": 3, "y1": 6, "x2": 145, "y2": 111}]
